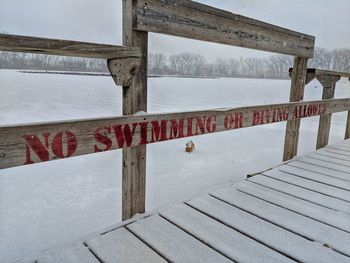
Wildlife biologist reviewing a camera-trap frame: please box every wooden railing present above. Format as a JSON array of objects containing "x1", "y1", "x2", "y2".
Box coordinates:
[
  {"x1": 1, "y1": 0, "x2": 349, "y2": 220},
  {"x1": 287, "y1": 68, "x2": 350, "y2": 152}
]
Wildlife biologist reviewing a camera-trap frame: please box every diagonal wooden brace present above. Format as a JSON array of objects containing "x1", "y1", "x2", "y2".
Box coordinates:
[{"x1": 108, "y1": 57, "x2": 141, "y2": 86}]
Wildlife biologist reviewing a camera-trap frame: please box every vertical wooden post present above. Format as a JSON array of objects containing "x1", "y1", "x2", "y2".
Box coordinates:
[
  {"x1": 347, "y1": 77, "x2": 350, "y2": 140},
  {"x1": 316, "y1": 75, "x2": 340, "y2": 149},
  {"x1": 122, "y1": 0, "x2": 148, "y2": 220},
  {"x1": 283, "y1": 57, "x2": 308, "y2": 161},
  {"x1": 345, "y1": 111, "x2": 350, "y2": 140}
]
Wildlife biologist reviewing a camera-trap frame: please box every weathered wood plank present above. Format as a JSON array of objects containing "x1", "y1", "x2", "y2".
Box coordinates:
[
  {"x1": 264, "y1": 169, "x2": 350, "y2": 202},
  {"x1": 126, "y1": 214, "x2": 233, "y2": 262},
  {"x1": 135, "y1": 0, "x2": 315, "y2": 57},
  {"x1": 323, "y1": 147, "x2": 350, "y2": 157},
  {"x1": 328, "y1": 144, "x2": 350, "y2": 153},
  {"x1": 188, "y1": 195, "x2": 349, "y2": 262},
  {"x1": 314, "y1": 69, "x2": 350, "y2": 78},
  {"x1": 120, "y1": 0, "x2": 149, "y2": 220},
  {"x1": 160, "y1": 203, "x2": 293, "y2": 263},
  {"x1": 281, "y1": 164, "x2": 350, "y2": 191},
  {"x1": 283, "y1": 57, "x2": 309, "y2": 161},
  {"x1": 85, "y1": 227, "x2": 166, "y2": 263},
  {"x1": 339, "y1": 139, "x2": 350, "y2": 147},
  {"x1": 37, "y1": 244, "x2": 98, "y2": 263},
  {"x1": 2, "y1": 98, "x2": 350, "y2": 169},
  {"x1": 288, "y1": 160, "x2": 350, "y2": 182},
  {"x1": 308, "y1": 152, "x2": 350, "y2": 167},
  {"x1": 289, "y1": 68, "x2": 350, "y2": 79},
  {"x1": 236, "y1": 181, "x2": 350, "y2": 232},
  {"x1": 0, "y1": 33, "x2": 141, "y2": 59},
  {"x1": 248, "y1": 175, "x2": 350, "y2": 213},
  {"x1": 316, "y1": 149, "x2": 350, "y2": 162},
  {"x1": 298, "y1": 156, "x2": 350, "y2": 174},
  {"x1": 211, "y1": 187, "x2": 350, "y2": 256}
]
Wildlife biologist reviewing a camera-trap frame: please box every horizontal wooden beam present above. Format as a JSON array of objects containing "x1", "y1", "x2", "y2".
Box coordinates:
[
  {"x1": 135, "y1": 0, "x2": 315, "y2": 57},
  {"x1": 0, "y1": 34, "x2": 141, "y2": 59},
  {"x1": 1, "y1": 98, "x2": 350, "y2": 169},
  {"x1": 289, "y1": 68, "x2": 350, "y2": 79}
]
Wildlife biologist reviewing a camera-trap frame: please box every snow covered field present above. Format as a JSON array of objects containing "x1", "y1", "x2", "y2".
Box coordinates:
[{"x1": 1, "y1": 69, "x2": 349, "y2": 262}]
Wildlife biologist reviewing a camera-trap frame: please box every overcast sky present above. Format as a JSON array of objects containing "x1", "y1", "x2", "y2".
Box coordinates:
[{"x1": 1, "y1": 0, "x2": 349, "y2": 61}]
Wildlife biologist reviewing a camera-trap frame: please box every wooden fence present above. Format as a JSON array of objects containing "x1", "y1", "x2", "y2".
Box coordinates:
[{"x1": 1, "y1": 0, "x2": 350, "y2": 220}]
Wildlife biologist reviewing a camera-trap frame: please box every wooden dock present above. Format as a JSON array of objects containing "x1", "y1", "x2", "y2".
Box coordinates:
[{"x1": 37, "y1": 140, "x2": 350, "y2": 263}]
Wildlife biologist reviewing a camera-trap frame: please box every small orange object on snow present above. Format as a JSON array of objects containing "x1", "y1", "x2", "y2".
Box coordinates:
[{"x1": 186, "y1": 141, "x2": 195, "y2": 153}]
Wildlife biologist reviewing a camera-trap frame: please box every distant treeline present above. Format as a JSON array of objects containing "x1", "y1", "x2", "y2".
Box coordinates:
[
  {"x1": 0, "y1": 47, "x2": 349, "y2": 79},
  {"x1": 149, "y1": 48, "x2": 350, "y2": 79}
]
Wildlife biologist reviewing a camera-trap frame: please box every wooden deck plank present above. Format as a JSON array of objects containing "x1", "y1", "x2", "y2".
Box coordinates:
[
  {"x1": 248, "y1": 175, "x2": 350, "y2": 214},
  {"x1": 264, "y1": 169, "x2": 350, "y2": 202},
  {"x1": 308, "y1": 152, "x2": 350, "y2": 167},
  {"x1": 298, "y1": 156, "x2": 350, "y2": 174},
  {"x1": 317, "y1": 149, "x2": 350, "y2": 161},
  {"x1": 160, "y1": 203, "x2": 293, "y2": 263},
  {"x1": 187, "y1": 195, "x2": 350, "y2": 263},
  {"x1": 327, "y1": 144, "x2": 350, "y2": 153},
  {"x1": 37, "y1": 244, "x2": 98, "y2": 263},
  {"x1": 85, "y1": 227, "x2": 166, "y2": 263},
  {"x1": 211, "y1": 187, "x2": 350, "y2": 256},
  {"x1": 336, "y1": 140, "x2": 350, "y2": 147},
  {"x1": 236, "y1": 181, "x2": 350, "y2": 232},
  {"x1": 287, "y1": 160, "x2": 350, "y2": 182},
  {"x1": 323, "y1": 147, "x2": 350, "y2": 157},
  {"x1": 280, "y1": 164, "x2": 350, "y2": 191},
  {"x1": 126, "y1": 214, "x2": 233, "y2": 263},
  {"x1": 36, "y1": 139, "x2": 350, "y2": 262}
]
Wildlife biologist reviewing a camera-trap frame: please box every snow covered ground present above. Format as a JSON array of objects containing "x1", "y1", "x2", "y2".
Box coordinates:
[{"x1": 0, "y1": 69, "x2": 349, "y2": 262}]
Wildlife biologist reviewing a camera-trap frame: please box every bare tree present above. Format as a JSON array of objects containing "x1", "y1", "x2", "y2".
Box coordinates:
[
  {"x1": 309, "y1": 48, "x2": 332, "y2": 69},
  {"x1": 168, "y1": 52, "x2": 205, "y2": 75},
  {"x1": 149, "y1": 53, "x2": 167, "y2": 74},
  {"x1": 332, "y1": 48, "x2": 350, "y2": 72}
]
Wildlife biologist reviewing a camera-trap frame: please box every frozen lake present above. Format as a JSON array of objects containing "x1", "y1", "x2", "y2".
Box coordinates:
[{"x1": 1, "y1": 69, "x2": 350, "y2": 262}]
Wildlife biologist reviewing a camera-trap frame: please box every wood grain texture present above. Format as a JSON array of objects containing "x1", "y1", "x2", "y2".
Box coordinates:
[
  {"x1": 122, "y1": 0, "x2": 149, "y2": 220},
  {"x1": 289, "y1": 68, "x2": 350, "y2": 79},
  {"x1": 0, "y1": 33, "x2": 141, "y2": 59},
  {"x1": 283, "y1": 57, "x2": 308, "y2": 161},
  {"x1": 345, "y1": 111, "x2": 350, "y2": 139},
  {"x1": 135, "y1": 0, "x2": 315, "y2": 57},
  {"x1": 316, "y1": 75, "x2": 341, "y2": 149},
  {"x1": 2, "y1": 98, "x2": 350, "y2": 169}
]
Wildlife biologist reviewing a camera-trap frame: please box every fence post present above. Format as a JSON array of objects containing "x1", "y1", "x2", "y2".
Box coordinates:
[
  {"x1": 121, "y1": 0, "x2": 148, "y2": 220},
  {"x1": 316, "y1": 75, "x2": 341, "y2": 149},
  {"x1": 283, "y1": 57, "x2": 308, "y2": 161},
  {"x1": 345, "y1": 111, "x2": 350, "y2": 140},
  {"x1": 347, "y1": 78, "x2": 350, "y2": 140}
]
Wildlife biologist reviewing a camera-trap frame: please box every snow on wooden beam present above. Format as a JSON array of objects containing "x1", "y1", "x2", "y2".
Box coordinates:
[
  {"x1": 1, "y1": 98, "x2": 350, "y2": 169},
  {"x1": 135, "y1": 0, "x2": 315, "y2": 57},
  {"x1": 0, "y1": 34, "x2": 141, "y2": 59}
]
